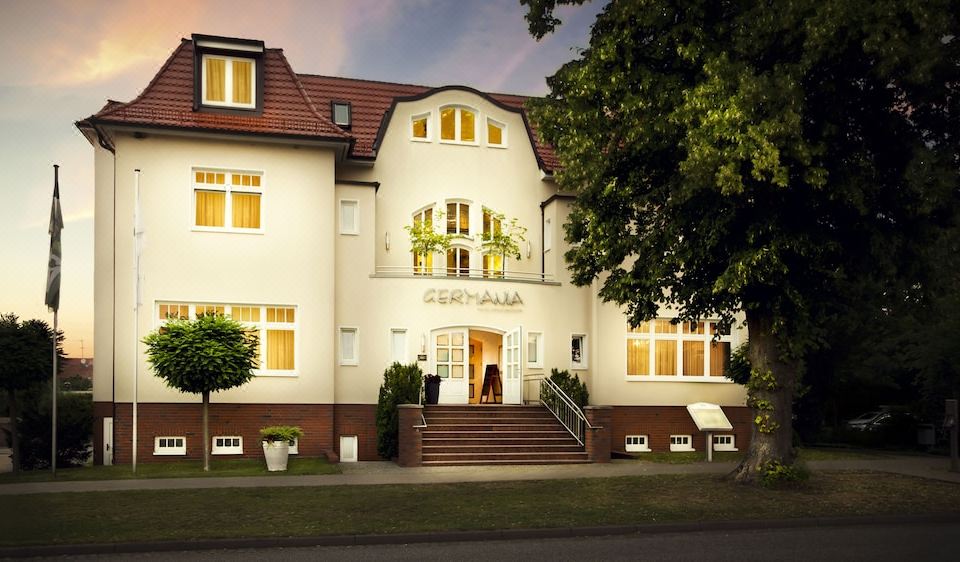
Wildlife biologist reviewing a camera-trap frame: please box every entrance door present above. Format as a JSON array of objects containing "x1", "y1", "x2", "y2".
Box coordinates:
[
  {"x1": 434, "y1": 328, "x2": 469, "y2": 404},
  {"x1": 103, "y1": 417, "x2": 114, "y2": 466},
  {"x1": 502, "y1": 326, "x2": 522, "y2": 404}
]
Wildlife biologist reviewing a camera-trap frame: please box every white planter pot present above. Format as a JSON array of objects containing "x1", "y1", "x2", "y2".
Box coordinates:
[{"x1": 262, "y1": 440, "x2": 290, "y2": 471}]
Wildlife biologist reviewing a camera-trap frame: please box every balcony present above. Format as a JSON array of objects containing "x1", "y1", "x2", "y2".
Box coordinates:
[{"x1": 372, "y1": 266, "x2": 559, "y2": 285}]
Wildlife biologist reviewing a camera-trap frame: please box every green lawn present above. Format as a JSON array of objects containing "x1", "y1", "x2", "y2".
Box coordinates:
[
  {"x1": 625, "y1": 446, "x2": 890, "y2": 464},
  {"x1": 0, "y1": 457, "x2": 339, "y2": 484},
  {"x1": 1, "y1": 471, "x2": 958, "y2": 547}
]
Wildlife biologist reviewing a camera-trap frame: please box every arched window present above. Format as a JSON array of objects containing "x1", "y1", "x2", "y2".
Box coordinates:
[
  {"x1": 446, "y1": 246, "x2": 470, "y2": 277},
  {"x1": 446, "y1": 201, "x2": 470, "y2": 236},
  {"x1": 482, "y1": 208, "x2": 504, "y2": 277},
  {"x1": 439, "y1": 105, "x2": 477, "y2": 143}
]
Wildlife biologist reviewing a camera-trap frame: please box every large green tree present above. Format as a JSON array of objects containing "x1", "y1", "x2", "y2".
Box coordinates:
[
  {"x1": 523, "y1": 0, "x2": 959, "y2": 482},
  {"x1": 0, "y1": 314, "x2": 63, "y2": 473},
  {"x1": 143, "y1": 313, "x2": 258, "y2": 471}
]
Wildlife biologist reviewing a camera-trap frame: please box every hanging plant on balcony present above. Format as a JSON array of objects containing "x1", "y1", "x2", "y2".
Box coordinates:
[
  {"x1": 476, "y1": 211, "x2": 527, "y2": 262},
  {"x1": 404, "y1": 210, "x2": 453, "y2": 259}
]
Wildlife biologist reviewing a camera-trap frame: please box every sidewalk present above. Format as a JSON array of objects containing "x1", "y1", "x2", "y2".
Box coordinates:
[{"x1": 1, "y1": 454, "x2": 957, "y2": 496}]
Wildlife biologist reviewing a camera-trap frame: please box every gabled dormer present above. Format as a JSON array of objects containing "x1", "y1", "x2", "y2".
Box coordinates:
[{"x1": 192, "y1": 34, "x2": 265, "y2": 114}]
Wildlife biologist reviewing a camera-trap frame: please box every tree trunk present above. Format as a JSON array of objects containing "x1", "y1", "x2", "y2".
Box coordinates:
[
  {"x1": 732, "y1": 309, "x2": 801, "y2": 484},
  {"x1": 8, "y1": 389, "x2": 19, "y2": 474},
  {"x1": 202, "y1": 391, "x2": 210, "y2": 472}
]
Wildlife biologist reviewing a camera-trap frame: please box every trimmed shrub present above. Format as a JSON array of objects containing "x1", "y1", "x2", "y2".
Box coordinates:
[
  {"x1": 549, "y1": 368, "x2": 589, "y2": 409},
  {"x1": 376, "y1": 362, "x2": 423, "y2": 460},
  {"x1": 18, "y1": 384, "x2": 92, "y2": 469}
]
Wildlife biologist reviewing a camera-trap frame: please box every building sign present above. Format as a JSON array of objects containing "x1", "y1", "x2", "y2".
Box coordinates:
[{"x1": 423, "y1": 288, "x2": 523, "y2": 306}]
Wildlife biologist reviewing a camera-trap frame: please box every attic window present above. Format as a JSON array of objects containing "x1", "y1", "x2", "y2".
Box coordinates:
[
  {"x1": 202, "y1": 54, "x2": 256, "y2": 109},
  {"x1": 332, "y1": 102, "x2": 351, "y2": 128}
]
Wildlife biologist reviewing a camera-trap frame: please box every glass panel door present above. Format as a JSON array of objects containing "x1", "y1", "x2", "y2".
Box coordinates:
[
  {"x1": 435, "y1": 328, "x2": 469, "y2": 404},
  {"x1": 502, "y1": 326, "x2": 522, "y2": 404}
]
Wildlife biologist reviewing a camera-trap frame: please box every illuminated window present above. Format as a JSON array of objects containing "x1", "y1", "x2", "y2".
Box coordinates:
[
  {"x1": 439, "y1": 105, "x2": 477, "y2": 143},
  {"x1": 412, "y1": 207, "x2": 435, "y2": 275},
  {"x1": 412, "y1": 113, "x2": 430, "y2": 140},
  {"x1": 202, "y1": 54, "x2": 255, "y2": 108},
  {"x1": 446, "y1": 202, "x2": 469, "y2": 235},
  {"x1": 481, "y1": 208, "x2": 504, "y2": 277},
  {"x1": 487, "y1": 118, "x2": 505, "y2": 146},
  {"x1": 194, "y1": 168, "x2": 262, "y2": 230},
  {"x1": 626, "y1": 319, "x2": 733, "y2": 378},
  {"x1": 446, "y1": 246, "x2": 470, "y2": 277}
]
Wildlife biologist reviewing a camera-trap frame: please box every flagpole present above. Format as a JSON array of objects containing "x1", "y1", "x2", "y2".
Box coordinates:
[
  {"x1": 133, "y1": 169, "x2": 142, "y2": 474},
  {"x1": 49, "y1": 164, "x2": 61, "y2": 477}
]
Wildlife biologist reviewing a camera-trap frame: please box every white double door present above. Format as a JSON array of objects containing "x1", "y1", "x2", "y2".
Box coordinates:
[{"x1": 433, "y1": 326, "x2": 522, "y2": 405}]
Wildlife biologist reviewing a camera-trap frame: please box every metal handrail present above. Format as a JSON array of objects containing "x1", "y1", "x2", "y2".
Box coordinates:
[
  {"x1": 539, "y1": 377, "x2": 591, "y2": 446},
  {"x1": 375, "y1": 265, "x2": 554, "y2": 283}
]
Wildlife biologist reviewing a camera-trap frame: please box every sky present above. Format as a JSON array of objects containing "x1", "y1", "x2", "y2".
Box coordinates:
[{"x1": 0, "y1": 0, "x2": 604, "y2": 358}]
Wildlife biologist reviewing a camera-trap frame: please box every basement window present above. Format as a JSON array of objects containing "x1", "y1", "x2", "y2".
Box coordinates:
[
  {"x1": 669, "y1": 435, "x2": 694, "y2": 452},
  {"x1": 713, "y1": 434, "x2": 738, "y2": 452},
  {"x1": 154, "y1": 436, "x2": 186, "y2": 456},
  {"x1": 625, "y1": 435, "x2": 651, "y2": 453},
  {"x1": 212, "y1": 436, "x2": 243, "y2": 455}
]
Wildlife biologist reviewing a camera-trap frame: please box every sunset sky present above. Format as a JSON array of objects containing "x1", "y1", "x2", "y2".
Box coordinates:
[{"x1": 0, "y1": 0, "x2": 604, "y2": 358}]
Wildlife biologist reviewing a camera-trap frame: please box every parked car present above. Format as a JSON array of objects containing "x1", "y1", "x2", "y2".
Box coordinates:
[{"x1": 846, "y1": 410, "x2": 886, "y2": 430}]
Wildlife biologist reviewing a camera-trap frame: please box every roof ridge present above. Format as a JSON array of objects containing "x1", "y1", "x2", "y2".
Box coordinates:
[
  {"x1": 297, "y1": 73, "x2": 539, "y2": 102},
  {"x1": 98, "y1": 39, "x2": 190, "y2": 118},
  {"x1": 273, "y1": 50, "x2": 349, "y2": 139}
]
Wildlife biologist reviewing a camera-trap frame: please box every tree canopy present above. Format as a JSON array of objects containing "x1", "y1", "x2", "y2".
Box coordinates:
[
  {"x1": 524, "y1": 0, "x2": 959, "y2": 482},
  {"x1": 143, "y1": 313, "x2": 258, "y2": 470}
]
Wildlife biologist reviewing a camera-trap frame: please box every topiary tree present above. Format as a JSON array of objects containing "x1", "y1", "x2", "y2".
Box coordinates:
[
  {"x1": 375, "y1": 362, "x2": 423, "y2": 460},
  {"x1": 0, "y1": 313, "x2": 63, "y2": 473},
  {"x1": 143, "y1": 313, "x2": 258, "y2": 471}
]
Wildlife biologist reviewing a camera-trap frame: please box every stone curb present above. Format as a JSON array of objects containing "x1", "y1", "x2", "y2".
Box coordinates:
[{"x1": 2, "y1": 513, "x2": 958, "y2": 558}]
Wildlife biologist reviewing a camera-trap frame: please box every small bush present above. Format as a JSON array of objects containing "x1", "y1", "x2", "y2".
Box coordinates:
[
  {"x1": 259, "y1": 426, "x2": 303, "y2": 442},
  {"x1": 759, "y1": 460, "x2": 810, "y2": 488},
  {"x1": 376, "y1": 362, "x2": 423, "y2": 460},
  {"x1": 549, "y1": 368, "x2": 589, "y2": 409}
]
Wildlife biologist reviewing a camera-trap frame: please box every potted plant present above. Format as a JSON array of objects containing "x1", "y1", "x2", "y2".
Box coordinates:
[
  {"x1": 259, "y1": 425, "x2": 303, "y2": 472},
  {"x1": 423, "y1": 373, "x2": 442, "y2": 405}
]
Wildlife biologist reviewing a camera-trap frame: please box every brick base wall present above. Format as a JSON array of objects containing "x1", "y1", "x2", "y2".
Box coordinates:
[
  {"x1": 609, "y1": 405, "x2": 753, "y2": 454},
  {"x1": 99, "y1": 403, "x2": 335, "y2": 464},
  {"x1": 334, "y1": 404, "x2": 380, "y2": 461}
]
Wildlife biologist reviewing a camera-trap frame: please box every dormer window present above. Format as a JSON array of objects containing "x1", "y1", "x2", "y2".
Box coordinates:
[
  {"x1": 193, "y1": 34, "x2": 264, "y2": 112},
  {"x1": 202, "y1": 55, "x2": 256, "y2": 108},
  {"x1": 332, "y1": 101, "x2": 351, "y2": 128}
]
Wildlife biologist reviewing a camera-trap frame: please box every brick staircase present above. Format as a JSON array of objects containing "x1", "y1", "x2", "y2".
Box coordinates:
[{"x1": 421, "y1": 404, "x2": 588, "y2": 465}]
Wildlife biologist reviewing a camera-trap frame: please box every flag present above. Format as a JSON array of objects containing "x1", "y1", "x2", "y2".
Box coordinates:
[{"x1": 45, "y1": 165, "x2": 64, "y2": 312}]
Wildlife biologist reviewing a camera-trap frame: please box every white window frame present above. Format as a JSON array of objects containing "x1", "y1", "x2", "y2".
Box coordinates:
[
  {"x1": 411, "y1": 112, "x2": 431, "y2": 142},
  {"x1": 191, "y1": 167, "x2": 264, "y2": 234},
  {"x1": 486, "y1": 117, "x2": 507, "y2": 148},
  {"x1": 201, "y1": 54, "x2": 256, "y2": 109},
  {"x1": 625, "y1": 435, "x2": 651, "y2": 453},
  {"x1": 340, "y1": 435, "x2": 358, "y2": 463},
  {"x1": 446, "y1": 244, "x2": 472, "y2": 278},
  {"x1": 332, "y1": 102, "x2": 351, "y2": 127},
  {"x1": 438, "y1": 105, "x2": 480, "y2": 145},
  {"x1": 669, "y1": 434, "x2": 694, "y2": 452},
  {"x1": 527, "y1": 331, "x2": 544, "y2": 369},
  {"x1": 713, "y1": 434, "x2": 738, "y2": 452},
  {"x1": 339, "y1": 326, "x2": 359, "y2": 366},
  {"x1": 445, "y1": 200, "x2": 471, "y2": 238},
  {"x1": 212, "y1": 435, "x2": 243, "y2": 455},
  {"x1": 625, "y1": 318, "x2": 734, "y2": 382},
  {"x1": 155, "y1": 302, "x2": 299, "y2": 377},
  {"x1": 339, "y1": 199, "x2": 359, "y2": 235},
  {"x1": 412, "y1": 205, "x2": 437, "y2": 275},
  {"x1": 481, "y1": 207, "x2": 506, "y2": 278},
  {"x1": 571, "y1": 333, "x2": 587, "y2": 370},
  {"x1": 390, "y1": 328, "x2": 408, "y2": 364},
  {"x1": 154, "y1": 436, "x2": 186, "y2": 456}
]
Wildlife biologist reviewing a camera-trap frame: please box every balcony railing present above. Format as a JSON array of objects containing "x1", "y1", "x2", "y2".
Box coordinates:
[{"x1": 374, "y1": 265, "x2": 556, "y2": 284}]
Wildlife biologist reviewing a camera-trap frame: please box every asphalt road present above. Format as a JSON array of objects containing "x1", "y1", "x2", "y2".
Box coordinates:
[{"x1": 20, "y1": 521, "x2": 960, "y2": 562}]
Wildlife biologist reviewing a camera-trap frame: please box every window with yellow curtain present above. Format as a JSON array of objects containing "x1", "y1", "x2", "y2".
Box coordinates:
[
  {"x1": 194, "y1": 169, "x2": 262, "y2": 230},
  {"x1": 439, "y1": 106, "x2": 478, "y2": 142},
  {"x1": 232, "y1": 60, "x2": 252, "y2": 105},
  {"x1": 710, "y1": 342, "x2": 731, "y2": 376},
  {"x1": 412, "y1": 114, "x2": 429, "y2": 139},
  {"x1": 683, "y1": 341, "x2": 705, "y2": 375},
  {"x1": 487, "y1": 119, "x2": 504, "y2": 145},
  {"x1": 205, "y1": 57, "x2": 226, "y2": 102},
  {"x1": 460, "y1": 109, "x2": 476, "y2": 142},
  {"x1": 655, "y1": 341, "x2": 676, "y2": 375},
  {"x1": 266, "y1": 330, "x2": 294, "y2": 370},
  {"x1": 627, "y1": 339, "x2": 649, "y2": 376},
  {"x1": 440, "y1": 107, "x2": 456, "y2": 140}
]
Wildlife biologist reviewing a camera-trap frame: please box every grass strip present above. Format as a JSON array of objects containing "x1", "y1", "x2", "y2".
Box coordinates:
[
  {"x1": 1, "y1": 471, "x2": 958, "y2": 547},
  {"x1": 0, "y1": 457, "x2": 339, "y2": 484}
]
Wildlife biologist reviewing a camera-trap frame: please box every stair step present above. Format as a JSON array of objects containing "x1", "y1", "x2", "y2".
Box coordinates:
[
  {"x1": 422, "y1": 459, "x2": 591, "y2": 466},
  {"x1": 423, "y1": 445, "x2": 585, "y2": 453}
]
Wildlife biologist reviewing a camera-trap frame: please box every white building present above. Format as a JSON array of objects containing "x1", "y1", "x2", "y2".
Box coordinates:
[{"x1": 77, "y1": 35, "x2": 750, "y2": 465}]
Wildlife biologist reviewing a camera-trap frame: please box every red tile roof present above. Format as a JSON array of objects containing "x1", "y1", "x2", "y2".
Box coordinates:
[
  {"x1": 82, "y1": 38, "x2": 558, "y2": 172},
  {"x1": 298, "y1": 75, "x2": 559, "y2": 171}
]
